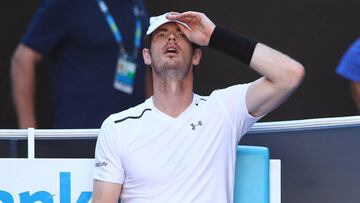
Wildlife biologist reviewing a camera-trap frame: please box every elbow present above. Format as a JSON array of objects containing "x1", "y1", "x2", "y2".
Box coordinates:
[
  {"x1": 286, "y1": 61, "x2": 305, "y2": 90},
  {"x1": 11, "y1": 51, "x2": 20, "y2": 68},
  {"x1": 10, "y1": 54, "x2": 30, "y2": 83},
  {"x1": 10, "y1": 44, "x2": 40, "y2": 77},
  {"x1": 10, "y1": 51, "x2": 23, "y2": 78},
  {"x1": 11, "y1": 46, "x2": 27, "y2": 71}
]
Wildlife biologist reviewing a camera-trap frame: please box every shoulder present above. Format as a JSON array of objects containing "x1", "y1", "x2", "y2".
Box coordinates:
[
  {"x1": 348, "y1": 38, "x2": 360, "y2": 55},
  {"x1": 28, "y1": 0, "x2": 72, "y2": 24},
  {"x1": 340, "y1": 38, "x2": 360, "y2": 60},
  {"x1": 212, "y1": 83, "x2": 251, "y2": 97},
  {"x1": 193, "y1": 84, "x2": 251, "y2": 108},
  {"x1": 344, "y1": 38, "x2": 360, "y2": 55},
  {"x1": 105, "y1": 100, "x2": 151, "y2": 126},
  {"x1": 98, "y1": 102, "x2": 149, "y2": 141},
  {"x1": 353, "y1": 38, "x2": 360, "y2": 47},
  {"x1": 337, "y1": 38, "x2": 360, "y2": 81}
]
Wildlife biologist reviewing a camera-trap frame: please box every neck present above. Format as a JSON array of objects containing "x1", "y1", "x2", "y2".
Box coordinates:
[{"x1": 152, "y1": 73, "x2": 194, "y2": 118}]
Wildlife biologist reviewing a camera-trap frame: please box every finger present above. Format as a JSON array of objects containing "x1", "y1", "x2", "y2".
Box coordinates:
[
  {"x1": 177, "y1": 23, "x2": 192, "y2": 37},
  {"x1": 167, "y1": 11, "x2": 200, "y2": 22},
  {"x1": 169, "y1": 11, "x2": 180, "y2": 15},
  {"x1": 170, "y1": 17, "x2": 201, "y2": 29}
]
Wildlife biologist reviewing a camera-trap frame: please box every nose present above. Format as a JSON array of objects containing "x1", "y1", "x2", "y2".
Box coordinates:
[{"x1": 167, "y1": 32, "x2": 177, "y2": 43}]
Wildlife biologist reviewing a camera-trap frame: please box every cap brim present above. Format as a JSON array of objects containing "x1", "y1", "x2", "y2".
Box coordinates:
[{"x1": 146, "y1": 14, "x2": 191, "y2": 35}]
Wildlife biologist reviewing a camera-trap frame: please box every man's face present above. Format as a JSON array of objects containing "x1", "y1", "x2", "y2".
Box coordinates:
[{"x1": 143, "y1": 23, "x2": 201, "y2": 79}]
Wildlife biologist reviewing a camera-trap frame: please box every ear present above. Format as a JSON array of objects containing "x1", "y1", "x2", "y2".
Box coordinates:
[
  {"x1": 142, "y1": 48, "x2": 152, "y2": 65},
  {"x1": 192, "y1": 48, "x2": 202, "y2": 66}
]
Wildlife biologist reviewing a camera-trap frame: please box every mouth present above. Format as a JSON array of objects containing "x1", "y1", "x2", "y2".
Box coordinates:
[{"x1": 163, "y1": 45, "x2": 179, "y2": 55}]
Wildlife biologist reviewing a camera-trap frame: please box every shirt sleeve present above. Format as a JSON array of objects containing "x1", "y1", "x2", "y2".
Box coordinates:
[
  {"x1": 336, "y1": 38, "x2": 360, "y2": 82},
  {"x1": 94, "y1": 116, "x2": 125, "y2": 184},
  {"x1": 21, "y1": 0, "x2": 68, "y2": 56},
  {"x1": 214, "y1": 83, "x2": 263, "y2": 142}
]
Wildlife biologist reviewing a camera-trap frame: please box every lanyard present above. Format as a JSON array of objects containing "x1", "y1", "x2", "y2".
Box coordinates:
[{"x1": 97, "y1": 0, "x2": 142, "y2": 58}]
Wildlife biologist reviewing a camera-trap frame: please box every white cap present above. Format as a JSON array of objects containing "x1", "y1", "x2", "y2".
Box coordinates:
[{"x1": 146, "y1": 12, "x2": 191, "y2": 35}]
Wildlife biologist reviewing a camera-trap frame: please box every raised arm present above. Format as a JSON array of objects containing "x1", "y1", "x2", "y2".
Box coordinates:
[
  {"x1": 11, "y1": 43, "x2": 43, "y2": 128},
  {"x1": 167, "y1": 11, "x2": 305, "y2": 117},
  {"x1": 92, "y1": 180, "x2": 122, "y2": 203},
  {"x1": 246, "y1": 43, "x2": 304, "y2": 117}
]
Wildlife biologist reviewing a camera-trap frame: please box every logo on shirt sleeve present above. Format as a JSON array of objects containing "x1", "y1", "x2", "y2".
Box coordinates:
[{"x1": 95, "y1": 161, "x2": 108, "y2": 167}]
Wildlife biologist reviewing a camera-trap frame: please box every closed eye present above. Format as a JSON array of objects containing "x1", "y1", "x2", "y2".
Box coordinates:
[
  {"x1": 178, "y1": 33, "x2": 186, "y2": 39},
  {"x1": 156, "y1": 33, "x2": 166, "y2": 39}
]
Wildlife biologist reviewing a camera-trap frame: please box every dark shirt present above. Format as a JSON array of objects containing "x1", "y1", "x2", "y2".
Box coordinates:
[
  {"x1": 22, "y1": 0, "x2": 149, "y2": 128},
  {"x1": 336, "y1": 38, "x2": 360, "y2": 82}
]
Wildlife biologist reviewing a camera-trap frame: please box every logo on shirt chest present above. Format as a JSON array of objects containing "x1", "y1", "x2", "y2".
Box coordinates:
[{"x1": 190, "y1": 120, "x2": 203, "y2": 130}]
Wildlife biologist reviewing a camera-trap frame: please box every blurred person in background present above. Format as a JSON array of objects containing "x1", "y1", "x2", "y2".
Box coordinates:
[
  {"x1": 336, "y1": 38, "x2": 360, "y2": 112},
  {"x1": 11, "y1": 0, "x2": 151, "y2": 129}
]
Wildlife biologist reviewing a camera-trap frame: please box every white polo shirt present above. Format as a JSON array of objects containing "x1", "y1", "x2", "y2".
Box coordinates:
[{"x1": 94, "y1": 83, "x2": 262, "y2": 203}]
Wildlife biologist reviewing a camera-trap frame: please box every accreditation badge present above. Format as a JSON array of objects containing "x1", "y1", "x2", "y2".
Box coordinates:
[{"x1": 113, "y1": 56, "x2": 137, "y2": 94}]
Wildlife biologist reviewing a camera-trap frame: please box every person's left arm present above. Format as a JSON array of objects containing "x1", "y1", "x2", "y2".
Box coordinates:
[
  {"x1": 167, "y1": 11, "x2": 305, "y2": 117},
  {"x1": 245, "y1": 43, "x2": 305, "y2": 117}
]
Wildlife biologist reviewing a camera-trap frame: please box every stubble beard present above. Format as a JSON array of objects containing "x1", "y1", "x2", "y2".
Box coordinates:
[{"x1": 152, "y1": 60, "x2": 192, "y2": 91}]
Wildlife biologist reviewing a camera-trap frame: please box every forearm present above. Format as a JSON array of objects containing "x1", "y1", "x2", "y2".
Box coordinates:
[
  {"x1": 250, "y1": 43, "x2": 304, "y2": 89},
  {"x1": 208, "y1": 26, "x2": 304, "y2": 116},
  {"x1": 209, "y1": 26, "x2": 304, "y2": 89},
  {"x1": 11, "y1": 57, "x2": 36, "y2": 128},
  {"x1": 11, "y1": 44, "x2": 41, "y2": 128},
  {"x1": 208, "y1": 26, "x2": 257, "y2": 65}
]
